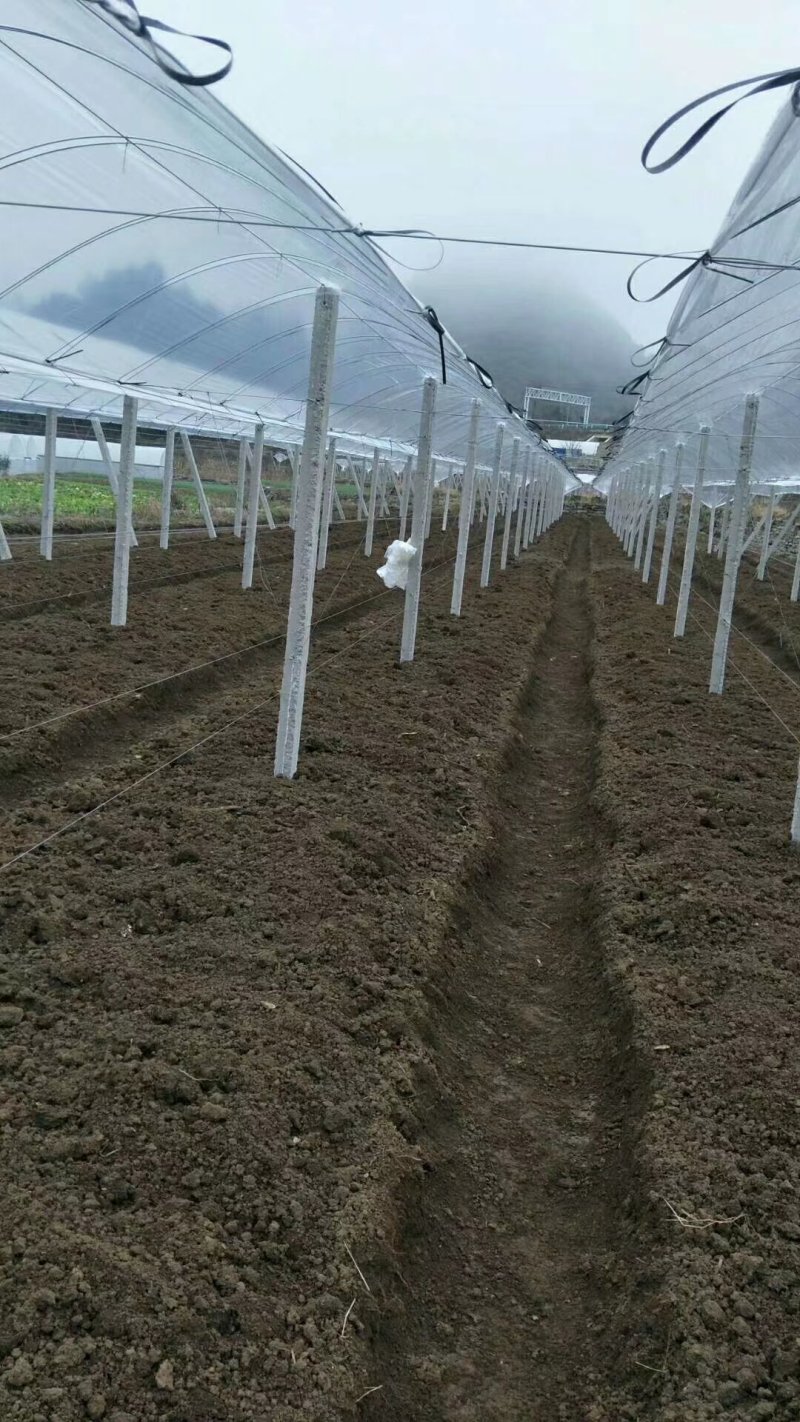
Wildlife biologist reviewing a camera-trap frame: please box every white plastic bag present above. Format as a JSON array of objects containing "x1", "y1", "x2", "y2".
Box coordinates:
[{"x1": 377, "y1": 539, "x2": 417, "y2": 591}]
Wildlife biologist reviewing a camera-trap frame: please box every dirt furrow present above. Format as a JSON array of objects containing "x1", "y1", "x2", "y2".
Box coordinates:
[
  {"x1": 365, "y1": 519, "x2": 652, "y2": 1421},
  {"x1": 0, "y1": 538, "x2": 471, "y2": 867},
  {"x1": 0, "y1": 523, "x2": 374, "y2": 624},
  {"x1": 0, "y1": 520, "x2": 573, "y2": 1422},
  {"x1": 690, "y1": 550, "x2": 800, "y2": 685}
]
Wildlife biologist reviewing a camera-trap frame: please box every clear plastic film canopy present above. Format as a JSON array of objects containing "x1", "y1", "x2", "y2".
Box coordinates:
[
  {"x1": 0, "y1": 0, "x2": 570, "y2": 482},
  {"x1": 600, "y1": 84, "x2": 800, "y2": 499}
]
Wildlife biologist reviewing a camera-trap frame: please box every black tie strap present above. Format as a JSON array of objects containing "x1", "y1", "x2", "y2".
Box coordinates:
[
  {"x1": 642, "y1": 66, "x2": 800, "y2": 173},
  {"x1": 86, "y1": 1, "x2": 233, "y2": 86},
  {"x1": 423, "y1": 306, "x2": 447, "y2": 385},
  {"x1": 465, "y1": 355, "x2": 495, "y2": 389}
]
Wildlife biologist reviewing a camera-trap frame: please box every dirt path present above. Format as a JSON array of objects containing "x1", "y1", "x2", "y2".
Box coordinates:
[{"x1": 367, "y1": 520, "x2": 650, "y2": 1422}]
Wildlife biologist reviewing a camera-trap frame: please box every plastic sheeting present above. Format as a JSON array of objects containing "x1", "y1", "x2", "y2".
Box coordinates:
[
  {"x1": 602, "y1": 86, "x2": 800, "y2": 494},
  {"x1": 377, "y1": 540, "x2": 417, "y2": 591},
  {"x1": 0, "y1": 1, "x2": 567, "y2": 483}
]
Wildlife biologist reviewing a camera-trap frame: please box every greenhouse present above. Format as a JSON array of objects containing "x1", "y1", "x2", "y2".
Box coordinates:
[{"x1": 0, "y1": 7, "x2": 799, "y2": 1422}]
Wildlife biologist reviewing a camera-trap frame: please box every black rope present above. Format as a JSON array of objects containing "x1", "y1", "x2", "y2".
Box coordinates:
[
  {"x1": 276, "y1": 148, "x2": 342, "y2": 209},
  {"x1": 630, "y1": 336, "x2": 668, "y2": 368},
  {"x1": 465, "y1": 355, "x2": 495, "y2": 389},
  {"x1": 423, "y1": 306, "x2": 447, "y2": 384},
  {"x1": 642, "y1": 66, "x2": 800, "y2": 173},
  {"x1": 616, "y1": 371, "x2": 650, "y2": 397},
  {"x1": 85, "y1": 1, "x2": 232, "y2": 87}
]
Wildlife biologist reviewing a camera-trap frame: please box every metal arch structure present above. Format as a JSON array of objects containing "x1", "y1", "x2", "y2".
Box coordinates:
[{"x1": 524, "y1": 388, "x2": 592, "y2": 429}]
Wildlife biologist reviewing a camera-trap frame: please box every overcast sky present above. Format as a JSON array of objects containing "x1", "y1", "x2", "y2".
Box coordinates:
[{"x1": 156, "y1": 0, "x2": 796, "y2": 348}]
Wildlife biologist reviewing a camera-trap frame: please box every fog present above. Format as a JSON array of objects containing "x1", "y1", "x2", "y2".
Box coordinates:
[{"x1": 412, "y1": 251, "x2": 638, "y2": 424}]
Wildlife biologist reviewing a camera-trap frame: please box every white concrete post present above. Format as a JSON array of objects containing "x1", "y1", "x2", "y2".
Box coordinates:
[
  {"x1": 619, "y1": 472, "x2": 631, "y2": 536},
  {"x1": 451, "y1": 399, "x2": 481, "y2": 616},
  {"x1": 40, "y1": 407, "x2": 57, "y2": 561},
  {"x1": 765, "y1": 501, "x2": 800, "y2": 563},
  {"x1": 616, "y1": 470, "x2": 627, "y2": 539},
  {"x1": 481, "y1": 473, "x2": 490, "y2": 522},
  {"x1": 624, "y1": 470, "x2": 637, "y2": 543},
  {"x1": 400, "y1": 376, "x2": 437, "y2": 662},
  {"x1": 365, "y1": 445, "x2": 380, "y2": 557},
  {"x1": 0, "y1": 512, "x2": 11, "y2": 561},
  {"x1": 792, "y1": 536, "x2": 800, "y2": 603},
  {"x1": 480, "y1": 422, "x2": 506, "y2": 588},
  {"x1": 159, "y1": 427, "x2": 176, "y2": 550},
  {"x1": 743, "y1": 503, "x2": 776, "y2": 559},
  {"x1": 500, "y1": 437, "x2": 521, "y2": 571},
  {"x1": 707, "y1": 503, "x2": 717, "y2": 555},
  {"x1": 233, "y1": 437, "x2": 248, "y2": 537},
  {"x1": 332, "y1": 476, "x2": 345, "y2": 523},
  {"x1": 316, "y1": 438, "x2": 338, "y2": 571},
  {"x1": 241, "y1": 424, "x2": 265, "y2": 590},
  {"x1": 551, "y1": 476, "x2": 560, "y2": 527},
  {"x1": 631, "y1": 464, "x2": 648, "y2": 559},
  {"x1": 551, "y1": 474, "x2": 559, "y2": 527},
  {"x1": 425, "y1": 459, "x2": 437, "y2": 540},
  {"x1": 477, "y1": 473, "x2": 486, "y2": 524},
  {"x1": 442, "y1": 472, "x2": 452, "y2": 532},
  {"x1": 656, "y1": 444, "x2": 684, "y2": 603},
  {"x1": 535, "y1": 466, "x2": 549, "y2": 539},
  {"x1": 111, "y1": 395, "x2": 138, "y2": 626},
  {"x1": 633, "y1": 462, "x2": 652, "y2": 570},
  {"x1": 615, "y1": 471, "x2": 629, "y2": 539},
  {"x1": 642, "y1": 451, "x2": 665, "y2": 582},
  {"x1": 717, "y1": 495, "x2": 731, "y2": 559},
  {"x1": 514, "y1": 458, "x2": 531, "y2": 558},
  {"x1": 757, "y1": 491, "x2": 777, "y2": 580},
  {"x1": 399, "y1": 455, "x2": 412, "y2": 539},
  {"x1": 675, "y1": 425, "x2": 710, "y2": 638},
  {"x1": 610, "y1": 471, "x2": 622, "y2": 536},
  {"x1": 710, "y1": 394, "x2": 759, "y2": 694},
  {"x1": 247, "y1": 443, "x2": 275, "y2": 529},
  {"x1": 624, "y1": 467, "x2": 641, "y2": 556},
  {"x1": 288, "y1": 444, "x2": 300, "y2": 528},
  {"x1": 179, "y1": 432, "x2": 217, "y2": 540},
  {"x1": 378, "y1": 463, "x2": 390, "y2": 517},
  {"x1": 259, "y1": 482, "x2": 276, "y2": 530},
  {"x1": 348, "y1": 456, "x2": 368, "y2": 520},
  {"x1": 625, "y1": 470, "x2": 636, "y2": 538},
  {"x1": 792, "y1": 755, "x2": 800, "y2": 844},
  {"x1": 608, "y1": 472, "x2": 619, "y2": 533},
  {"x1": 536, "y1": 474, "x2": 546, "y2": 540},
  {"x1": 91, "y1": 416, "x2": 138, "y2": 547},
  {"x1": 274, "y1": 284, "x2": 340, "y2": 778},
  {"x1": 519, "y1": 468, "x2": 532, "y2": 550},
  {"x1": 523, "y1": 465, "x2": 537, "y2": 546},
  {"x1": 523, "y1": 469, "x2": 536, "y2": 545}
]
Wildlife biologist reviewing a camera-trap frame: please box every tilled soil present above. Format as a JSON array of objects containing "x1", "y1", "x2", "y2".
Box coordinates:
[
  {"x1": 1, "y1": 510, "x2": 799, "y2": 1421},
  {"x1": 589, "y1": 516, "x2": 800, "y2": 1420},
  {"x1": 0, "y1": 513, "x2": 575, "y2": 1421},
  {"x1": 365, "y1": 522, "x2": 654, "y2": 1421}
]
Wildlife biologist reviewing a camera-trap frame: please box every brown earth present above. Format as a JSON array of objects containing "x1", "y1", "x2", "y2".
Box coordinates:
[{"x1": 0, "y1": 510, "x2": 799, "y2": 1421}]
